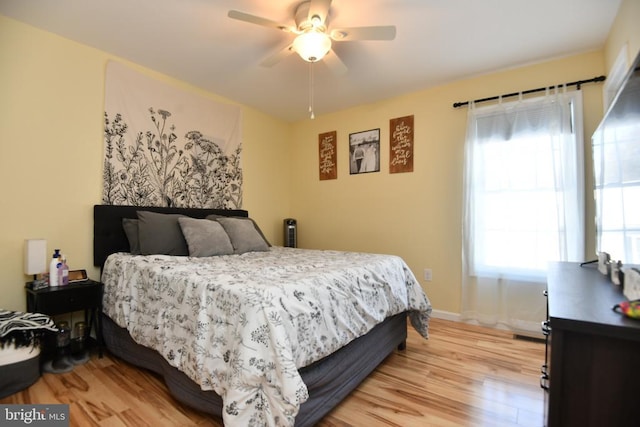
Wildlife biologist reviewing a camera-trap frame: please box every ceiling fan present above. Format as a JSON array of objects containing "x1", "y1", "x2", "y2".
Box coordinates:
[{"x1": 227, "y1": 0, "x2": 396, "y2": 75}]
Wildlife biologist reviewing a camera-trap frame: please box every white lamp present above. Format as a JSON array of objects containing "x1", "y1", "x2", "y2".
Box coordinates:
[
  {"x1": 24, "y1": 239, "x2": 47, "y2": 282},
  {"x1": 292, "y1": 29, "x2": 332, "y2": 62}
]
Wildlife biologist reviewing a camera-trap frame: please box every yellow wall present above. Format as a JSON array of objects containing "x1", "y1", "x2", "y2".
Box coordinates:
[
  {"x1": 289, "y1": 52, "x2": 606, "y2": 313},
  {"x1": 0, "y1": 15, "x2": 292, "y2": 312}
]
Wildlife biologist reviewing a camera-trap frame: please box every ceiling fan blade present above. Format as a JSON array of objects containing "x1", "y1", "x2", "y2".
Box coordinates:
[
  {"x1": 324, "y1": 49, "x2": 348, "y2": 75},
  {"x1": 260, "y1": 44, "x2": 294, "y2": 68},
  {"x1": 331, "y1": 25, "x2": 396, "y2": 41},
  {"x1": 308, "y1": 0, "x2": 331, "y2": 25},
  {"x1": 228, "y1": 10, "x2": 290, "y2": 32}
]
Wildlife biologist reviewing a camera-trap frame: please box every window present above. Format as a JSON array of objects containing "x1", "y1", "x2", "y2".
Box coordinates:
[
  {"x1": 463, "y1": 90, "x2": 585, "y2": 282},
  {"x1": 593, "y1": 115, "x2": 640, "y2": 264}
]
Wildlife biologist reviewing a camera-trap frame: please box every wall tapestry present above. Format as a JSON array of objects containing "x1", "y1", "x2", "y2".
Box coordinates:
[
  {"x1": 389, "y1": 115, "x2": 414, "y2": 174},
  {"x1": 103, "y1": 61, "x2": 243, "y2": 209},
  {"x1": 318, "y1": 131, "x2": 337, "y2": 180}
]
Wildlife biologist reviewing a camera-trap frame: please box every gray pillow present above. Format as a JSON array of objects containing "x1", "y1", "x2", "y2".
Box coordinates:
[
  {"x1": 216, "y1": 217, "x2": 270, "y2": 254},
  {"x1": 136, "y1": 211, "x2": 188, "y2": 256},
  {"x1": 206, "y1": 214, "x2": 271, "y2": 247},
  {"x1": 178, "y1": 217, "x2": 234, "y2": 257},
  {"x1": 122, "y1": 218, "x2": 140, "y2": 255}
]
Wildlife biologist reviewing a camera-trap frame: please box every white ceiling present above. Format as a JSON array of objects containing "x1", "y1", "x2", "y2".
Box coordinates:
[{"x1": 0, "y1": 0, "x2": 622, "y2": 122}]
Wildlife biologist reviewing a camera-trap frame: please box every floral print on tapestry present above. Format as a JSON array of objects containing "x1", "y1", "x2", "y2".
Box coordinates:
[{"x1": 103, "y1": 61, "x2": 243, "y2": 208}]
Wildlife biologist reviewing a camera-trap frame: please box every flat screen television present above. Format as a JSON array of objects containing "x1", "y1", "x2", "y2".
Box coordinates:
[{"x1": 592, "y1": 49, "x2": 640, "y2": 265}]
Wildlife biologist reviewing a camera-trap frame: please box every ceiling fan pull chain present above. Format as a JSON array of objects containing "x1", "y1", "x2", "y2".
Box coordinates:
[{"x1": 309, "y1": 62, "x2": 315, "y2": 119}]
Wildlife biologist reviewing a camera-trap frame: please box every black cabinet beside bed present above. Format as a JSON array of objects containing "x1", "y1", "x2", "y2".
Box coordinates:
[{"x1": 25, "y1": 279, "x2": 104, "y2": 358}]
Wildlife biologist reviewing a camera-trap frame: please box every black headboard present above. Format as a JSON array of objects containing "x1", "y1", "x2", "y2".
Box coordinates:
[{"x1": 93, "y1": 204, "x2": 248, "y2": 267}]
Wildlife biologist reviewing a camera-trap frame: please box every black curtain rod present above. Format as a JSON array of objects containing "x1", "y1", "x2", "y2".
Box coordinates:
[{"x1": 452, "y1": 75, "x2": 606, "y2": 108}]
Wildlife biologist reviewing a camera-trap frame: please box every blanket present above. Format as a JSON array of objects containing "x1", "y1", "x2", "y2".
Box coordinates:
[
  {"x1": 0, "y1": 309, "x2": 56, "y2": 349},
  {"x1": 101, "y1": 247, "x2": 431, "y2": 426}
]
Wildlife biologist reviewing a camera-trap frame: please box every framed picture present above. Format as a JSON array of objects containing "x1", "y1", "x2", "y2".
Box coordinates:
[{"x1": 349, "y1": 128, "x2": 380, "y2": 174}]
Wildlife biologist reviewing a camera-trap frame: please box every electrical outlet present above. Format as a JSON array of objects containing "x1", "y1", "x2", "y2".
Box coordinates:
[{"x1": 423, "y1": 268, "x2": 432, "y2": 282}]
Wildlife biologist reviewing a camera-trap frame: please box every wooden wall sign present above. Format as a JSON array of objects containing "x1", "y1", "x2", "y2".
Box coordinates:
[
  {"x1": 319, "y1": 131, "x2": 337, "y2": 180},
  {"x1": 389, "y1": 115, "x2": 414, "y2": 174}
]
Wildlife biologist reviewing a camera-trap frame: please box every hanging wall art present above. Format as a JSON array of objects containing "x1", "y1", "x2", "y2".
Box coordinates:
[
  {"x1": 319, "y1": 131, "x2": 337, "y2": 180},
  {"x1": 103, "y1": 61, "x2": 243, "y2": 209},
  {"x1": 389, "y1": 115, "x2": 414, "y2": 173}
]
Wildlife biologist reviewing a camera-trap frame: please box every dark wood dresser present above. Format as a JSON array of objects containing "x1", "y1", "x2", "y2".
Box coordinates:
[{"x1": 545, "y1": 262, "x2": 640, "y2": 427}]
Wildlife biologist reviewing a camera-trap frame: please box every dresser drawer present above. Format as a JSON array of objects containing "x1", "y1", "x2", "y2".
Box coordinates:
[{"x1": 29, "y1": 282, "x2": 103, "y2": 316}]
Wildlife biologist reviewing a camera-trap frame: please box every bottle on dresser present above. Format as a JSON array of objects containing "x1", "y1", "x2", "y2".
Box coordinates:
[
  {"x1": 49, "y1": 249, "x2": 61, "y2": 287},
  {"x1": 59, "y1": 255, "x2": 69, "y2": 286}
]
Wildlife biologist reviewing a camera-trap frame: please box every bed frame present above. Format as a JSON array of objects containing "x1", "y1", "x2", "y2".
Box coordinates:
[{"x1": 93, "y1": 204, "x2": 408, "y2": 426}]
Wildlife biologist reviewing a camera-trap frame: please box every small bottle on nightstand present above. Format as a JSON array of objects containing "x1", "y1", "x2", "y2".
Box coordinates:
[
  {"x1": 59, "y1": 255, "x2": 69, "y2": 286},
  {"x1": 49, "y1": 249, "x2": 61, "y2": 287}
]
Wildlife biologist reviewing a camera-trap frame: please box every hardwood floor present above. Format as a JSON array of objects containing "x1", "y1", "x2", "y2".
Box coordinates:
[{"x1": 1, "y1": 318, "x2": 545, "y2": 426}]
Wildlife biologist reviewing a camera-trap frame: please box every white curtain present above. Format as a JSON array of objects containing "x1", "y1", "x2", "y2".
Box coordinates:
[{"x1": 461, "y1": 89, "x2": 585, "y2": 334}]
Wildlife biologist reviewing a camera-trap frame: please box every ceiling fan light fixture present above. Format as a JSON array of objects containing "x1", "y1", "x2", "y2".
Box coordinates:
[{"x1": 293, "y1": 30, "x2": 331, "y2": 62}]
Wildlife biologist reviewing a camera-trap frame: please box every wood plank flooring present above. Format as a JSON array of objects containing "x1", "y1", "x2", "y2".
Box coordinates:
[{"x1": 1, "y1": 318, "x2": 545, "y2": 426}]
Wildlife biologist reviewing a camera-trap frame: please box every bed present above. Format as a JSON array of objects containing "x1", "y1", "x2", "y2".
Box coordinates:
[{"x1": 94, "y1": 204, "x2": 432, "y2": 426}]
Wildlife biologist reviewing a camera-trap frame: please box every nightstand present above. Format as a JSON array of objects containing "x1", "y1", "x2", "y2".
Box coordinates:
[{"x1": 25, "y1": 280, "x2": 104, "y2": 357}]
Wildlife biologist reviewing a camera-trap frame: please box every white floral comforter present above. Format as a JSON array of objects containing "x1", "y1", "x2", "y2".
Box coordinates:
[{"x1": 102, "y1": 246, "x2": 431, "y2": 426}]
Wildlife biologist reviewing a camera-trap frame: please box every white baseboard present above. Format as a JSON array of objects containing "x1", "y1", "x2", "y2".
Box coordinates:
[
  {"x1": 428, "y1": 309, "x2": 544, "y2": 339},
  {"x1": 430, "y1": 309, "x2": 461, "y2": 322}
]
